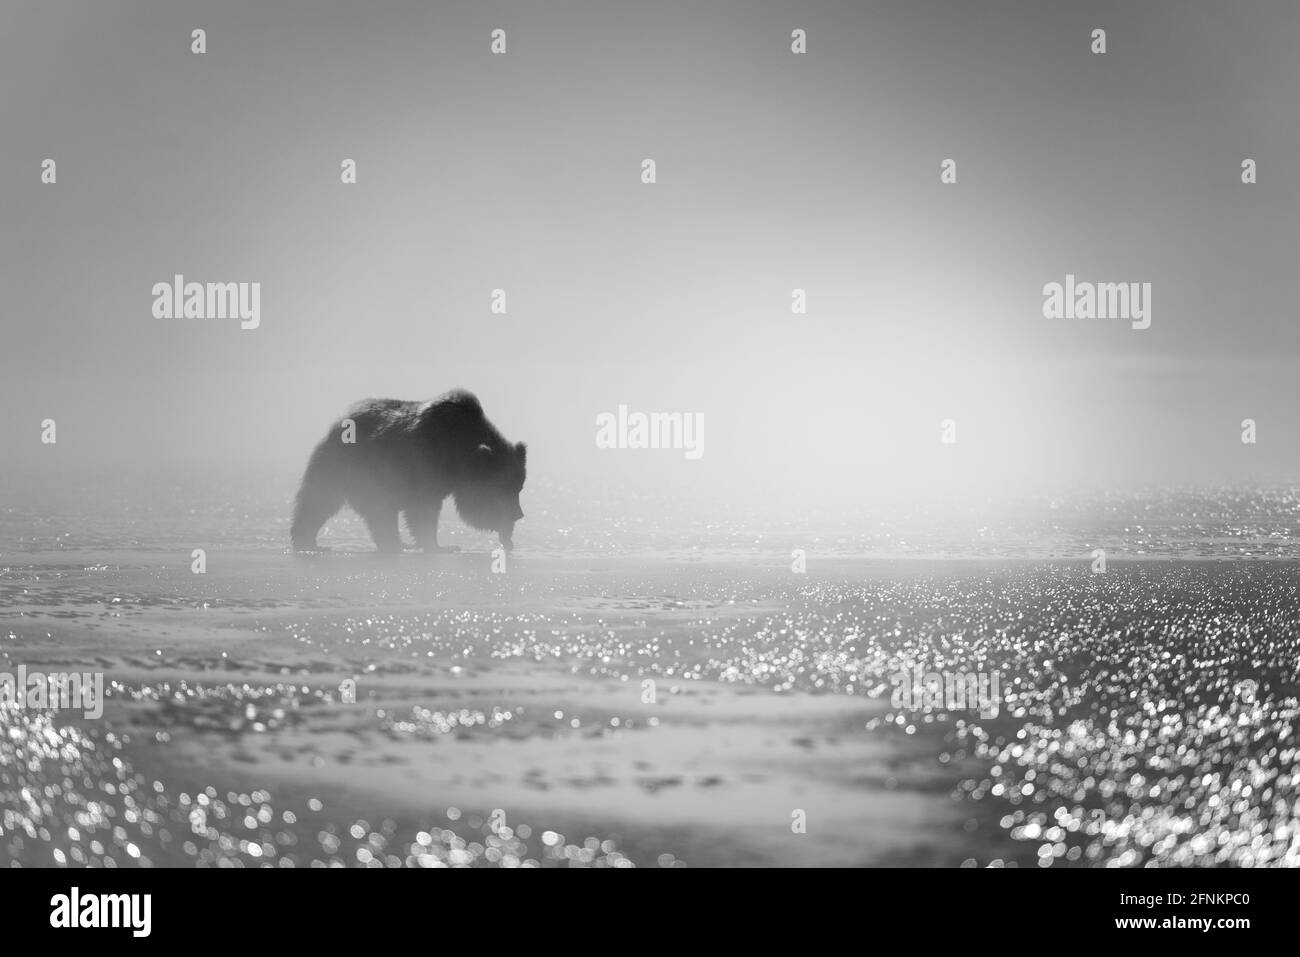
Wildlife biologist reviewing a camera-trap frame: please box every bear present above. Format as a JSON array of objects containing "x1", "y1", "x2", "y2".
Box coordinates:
[{"x1": 291, "y1": 389, "x2": 526, "y2": 553}]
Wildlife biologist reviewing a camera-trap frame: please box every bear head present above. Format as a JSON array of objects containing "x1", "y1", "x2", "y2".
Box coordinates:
[{"x1": 453, "y1": 441, "x2": 527, "y2": 549}]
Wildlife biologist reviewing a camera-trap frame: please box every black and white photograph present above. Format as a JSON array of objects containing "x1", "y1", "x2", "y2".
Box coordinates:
[{"x1": 1, "y1": 0, "x2": 1294, "y2": 937}]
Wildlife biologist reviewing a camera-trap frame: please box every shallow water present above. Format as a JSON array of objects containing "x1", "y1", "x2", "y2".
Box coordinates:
[
  {"x1": 2, "y1": 479, "x2": 1299, "y2": 866},
  {"x1": 5, "y1": 473, "x2": 1300, "y2": 560}
]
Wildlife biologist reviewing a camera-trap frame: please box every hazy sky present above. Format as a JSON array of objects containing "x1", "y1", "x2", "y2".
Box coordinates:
[{"x1": 3, "y1": 0, "x2": 1299, "y2": 506}]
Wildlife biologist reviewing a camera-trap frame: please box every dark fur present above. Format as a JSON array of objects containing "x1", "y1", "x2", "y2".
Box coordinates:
[{"x1": 291, "y1": 389, "x2": 526, "y2": 553}]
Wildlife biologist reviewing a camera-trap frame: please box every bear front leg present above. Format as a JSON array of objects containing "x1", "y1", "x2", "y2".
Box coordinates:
[{"x1": 405, "y1": 500, "x2": 459, "y2": 553}]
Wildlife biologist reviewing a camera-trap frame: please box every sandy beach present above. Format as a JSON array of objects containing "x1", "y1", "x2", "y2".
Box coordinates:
[{"x1": 4, "y1": 518, "x2": 1298, "y2": 867}]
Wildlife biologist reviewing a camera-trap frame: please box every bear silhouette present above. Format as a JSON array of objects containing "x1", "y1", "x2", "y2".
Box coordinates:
[{"x1": 291, "y1": 389, "x2": 526, "y2": 553}]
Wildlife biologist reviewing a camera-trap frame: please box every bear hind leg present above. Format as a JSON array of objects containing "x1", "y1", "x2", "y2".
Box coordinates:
[
  {"x1": 358, "y1": 506, "x2": 402, "y2": 555},
  {"x1": 292, "y1": 469, "x2": 344, "y2": 551},
  {"x1": 405, "y1": 500, "x2": 458, "y2": 553}
]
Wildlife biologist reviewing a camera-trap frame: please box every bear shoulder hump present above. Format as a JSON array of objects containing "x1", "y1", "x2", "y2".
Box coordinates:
[
  {"x1": 441, "y1": 388, "x2": 481, "y2": 411},
  {"x1": 423, "y1": 389, "x2": 483, "y2": 419},
  {"x1": 344, "y1": 397, "x2": 402, "y2": 417}
]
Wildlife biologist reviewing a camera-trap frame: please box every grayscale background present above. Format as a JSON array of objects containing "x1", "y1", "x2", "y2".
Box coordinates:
[
  {"x1": 3, "y1": 0, "x2": 1299, "y2": 506},
  {"x1": 2, "y1": 1, "x2": 1299, "y2": 873}
]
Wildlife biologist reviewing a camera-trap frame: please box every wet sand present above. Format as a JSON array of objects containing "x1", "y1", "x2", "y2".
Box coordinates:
[{"x1": 2, "y1": 548, "x2": 1298, "y2": 867}]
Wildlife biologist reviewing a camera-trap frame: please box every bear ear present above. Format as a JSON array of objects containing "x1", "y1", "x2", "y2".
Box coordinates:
[{"x1": 515, "y1": 441, "x2": 527, "y2": 463}]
